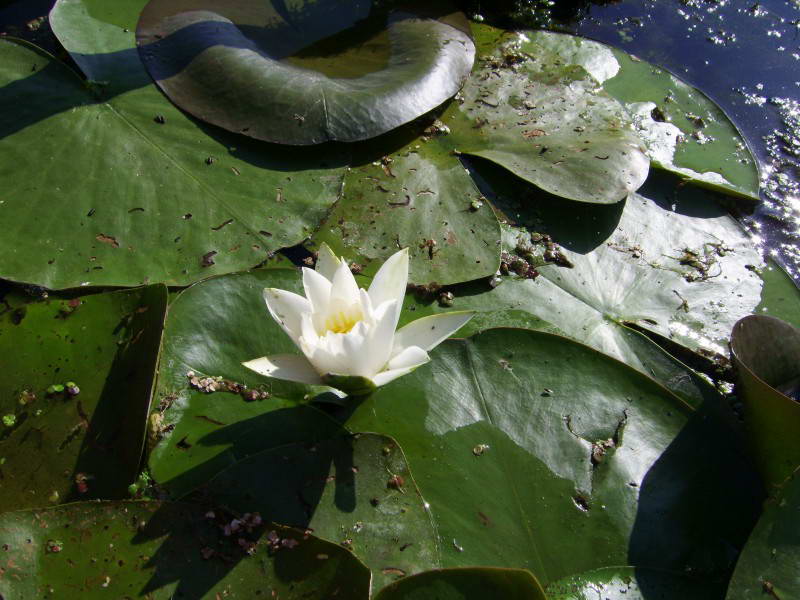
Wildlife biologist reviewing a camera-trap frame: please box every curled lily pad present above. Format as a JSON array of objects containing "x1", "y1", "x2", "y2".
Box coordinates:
[
  {"x1": 135, "y1": 0, "x2": 476, "y2": 144},
  {"x1": 730, "y1": 315, "x2": 800, "y2": 489}
]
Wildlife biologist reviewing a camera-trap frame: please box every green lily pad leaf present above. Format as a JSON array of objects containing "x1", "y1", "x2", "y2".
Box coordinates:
[
  {"x1": 311, "y1": 127, "x2": 502, "y2": 285},
  {"x1": 726, "y1": 470, "x2": 800, "y2": 600},
  {"x1": 601, "y1": 43, "x2": 760, "y2": 200},
  {"x1": 0, "y1": 284, "x2": 166, "y2": 512},
  {"x1": 49, "y1": 0, "x2": 150, "y2": 95},
  {"x1": 321, "y1": 373, "x2": 377, "y2": 396},
  {"x1": 374, "y1": 567, "x2": 547, "y2": 600},
  {"x1": 203, "y1": 433, "x2": 440, "y2": 591},
  {"x1": 546, "y1": 566, "x2": 725, "y2": 599},
  {"x1": 135, "y1": 1, "x2": 475, "y2": 144},
  {"x1": 477, "y1": 160, "x2": 763, "y2": 360},
  {"x1": 0, "y1": 501, "x2": 370, "y2": 599},
  {"x1": 445, "y1": 26, "x2": 649, "y2": 204},
  {"x1": 397, "y1": 283, "x2": 718, "y2": 410},
  {"x1": 518, "y1": 31, "x2": 759, "y2": 200},
  {"x1": 756, "y1": 260, "x2": 800, "y2": 329},
  {"x1": 730, "y1": 315, "x2": 800, "y2": 489},
  {"x1": 0, "y1": 33, "x2": 346, "y2": 289},
  {"x1": 149, "y1": 267, "x2": 347, "y2": 498},
  {"x1": 343, "y1": 328, "x2": 762, "y2": 584}
]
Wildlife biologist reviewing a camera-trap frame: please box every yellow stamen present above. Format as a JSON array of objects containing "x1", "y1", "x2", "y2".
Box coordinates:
[{"x1": 323, "y1": 309, "x2": 362, "y2": 334}]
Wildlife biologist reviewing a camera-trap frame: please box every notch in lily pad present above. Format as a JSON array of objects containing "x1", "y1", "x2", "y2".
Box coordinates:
[{"x1": 136, "y1": 0, "x2": 475, "y2": 144}]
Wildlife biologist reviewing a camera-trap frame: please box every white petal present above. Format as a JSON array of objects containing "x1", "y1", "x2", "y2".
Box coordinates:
[
  {"x1": 242, "y1": 354, "x2": 322, "y2": 385},
  {"x1": 392, "y1": 311, "x2": 474, "y2": 358},
  {"x1": 315, "y1": 243, "x2": 342, "y2": 281},
  {"x1": 339, "y1": 322, "x2": 373, "y2": 377},
  {"x1": 330, "y1": 260, "x2": 362, "y2": 305},
  {"x1": 372, "y1": 351, "x2": 430, "y2": 387},
  {"x1": 359, "y1": 288, "x2": 376, "y2": 325},
  {"x1": 387, "y1": 345, "x2": 430, "y2": 370},
  {"x1": 263, "y1": 288, "x2": 310, "y2": 346},
  {"x1": 307, "y1": 330, "x2": 352, "y2": 375},
  {"x1": 298, "y1": 312, "x2": 320, "y2": 355},
  {"x1": 368, "y1": 248, "x2": 408, "y2": 324},
  {"x1": 357, "y1": 299, "x2": 399, "y2": 376},
  {"x1": 302, "y1": 267, "x2": 331, "y2": 314}
]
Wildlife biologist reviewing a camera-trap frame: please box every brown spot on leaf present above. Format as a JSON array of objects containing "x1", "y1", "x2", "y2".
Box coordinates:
[{"x1": 96, "y1": 234, "x2": 119, "y2": 248}]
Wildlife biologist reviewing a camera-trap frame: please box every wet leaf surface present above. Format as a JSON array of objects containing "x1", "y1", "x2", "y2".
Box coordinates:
[
  {"x1": 135, "y1": 0, "x2": 475, "y2": 144},
  {"x1": 342, "y1": 328, "x2": 763, "y2": 585},
  {"x1": 445, "y1": 27, "x2": 650, "y2": 205},
  {"x1": 756, "y1": 261, "x2": 800, "y2": 329},
  {"x1": 374, "y1": 567, "x2": 547, "y2": 600},
  {"x1": 311, "y1": 125, "x2": 502, "y2": 286},
  {"x1": 203, "y1": 433, "x2": 440, "y2": 591},
  {"x1": 545, "y1": 566, "x2": 726, "y2": 599},
  {"x1": 0, "y1": 285, "x2": 167, "y2": 512},
  {"x1": 0, "y1": 500, "x2": 370, "y2": 599},
  {"x1": 474, "y1": 162, "x2": 763, "y2": 361},
  {"x1": 597, "y1": 39, "x2": 760, "y2": 200},
  {"x1": 730, "y1": 315, "x2": 800, "y2": 489}
]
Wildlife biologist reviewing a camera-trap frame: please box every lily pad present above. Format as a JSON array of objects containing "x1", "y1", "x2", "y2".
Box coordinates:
[
  {"x1": 396, "y1": 283, "x2": 719, "y2": 410},
  {"x1": 0, "y1": 284, "x2": 166, "y2": 512},
  {"x1": 756, "y1": 260, "x2": 800, "y2": 329},
  {"x1": 311, "y1": 127, "x2": 502, "y2": 285},
  {"x1": 726, "y1": 470, "x2": 800, "y2": 600},
  {"x1": 2, "y1": 15, "x2": 345, "y2": 289},
  {"x1": 545, "y1": 566, "x2": 726, "y2": 599},
  {"x1": 203, "y1": 433, "x2": 440, "y2": 592},
  {"x1": 730, "y1": 315, "x2": 800, "y2": 489},
  {"x1": 135, "y1": 0, "x2": 476, "y2": 145},
  {"x1": 602, "y1": 43, "x2": 760, "y2": 200},
  {"x1": 374, "y1": 567, "x2": 547, "y2": 600},
  {"x1": 343, "y1": 328, "x2": 762, "y2": 585},
  {"x1": 0, "y1": 501, "x2": 370, "y2": 599},
  {"x1": 475, "y1": 161, "x2": 763, "y2": 360},
  {"x1": 444, "y1": 26, "x2": 650, "y2": 205},
  {"x1": 148, "y1": 267, "x2": 346, "y2": 498},
  {"x1": 526, "y1": 31, "x2": 759, "y2": 200}
]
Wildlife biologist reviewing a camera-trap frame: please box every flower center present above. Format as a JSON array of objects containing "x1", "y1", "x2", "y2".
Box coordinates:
[{"x1": 323, "y1": 307, "x2": 363, "y2": 334}]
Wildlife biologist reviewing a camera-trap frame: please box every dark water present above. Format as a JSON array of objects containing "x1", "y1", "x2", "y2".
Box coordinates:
[{"x1": 2, "y1": 0, "x2": 799, "y2": 282}]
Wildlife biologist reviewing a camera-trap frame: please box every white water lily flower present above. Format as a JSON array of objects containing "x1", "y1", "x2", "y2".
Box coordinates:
[{"x1": 243, "y1": 244, "x2": 473, "y2": 393}]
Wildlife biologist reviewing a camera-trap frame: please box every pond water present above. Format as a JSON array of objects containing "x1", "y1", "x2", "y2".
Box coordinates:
[{"x1": 2, "y1": 0, "x2": 799, "y2": 282}]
